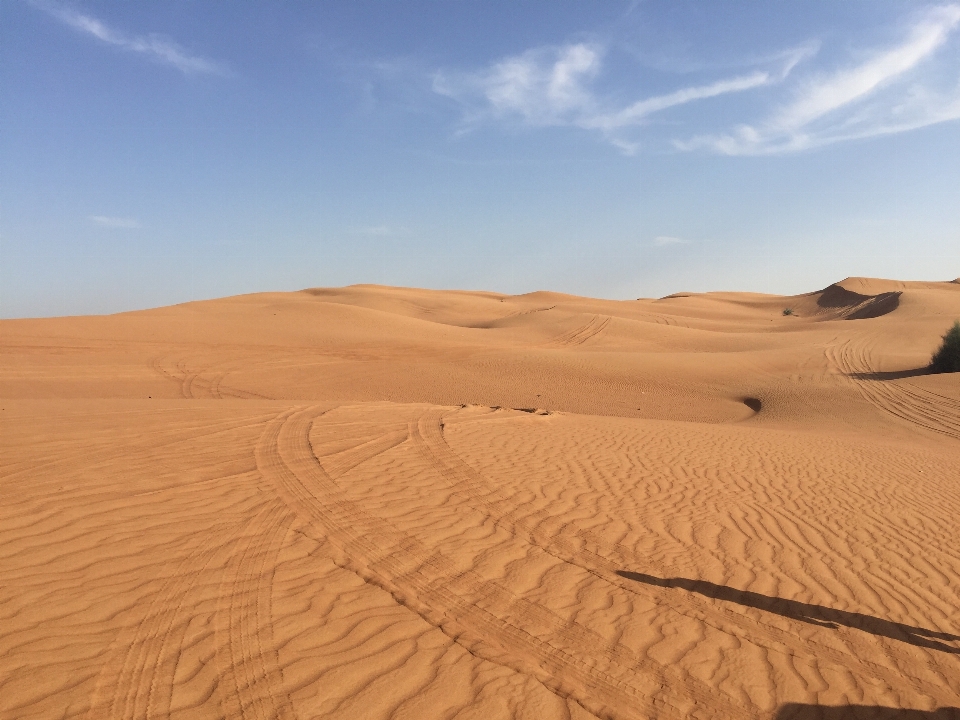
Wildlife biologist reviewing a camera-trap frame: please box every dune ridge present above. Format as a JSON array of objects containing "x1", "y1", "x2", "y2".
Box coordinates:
[{"x1": 2, "y1": 278, "x2": 959, "y2": 719}]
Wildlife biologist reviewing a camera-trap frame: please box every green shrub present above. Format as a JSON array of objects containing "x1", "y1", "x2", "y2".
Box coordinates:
[
  {"x1": 930, "y1": 320, "x2": 960, "y2": 373},
  {"x1": 782, "y1": 308, "x2": 794, "y2": 316}
]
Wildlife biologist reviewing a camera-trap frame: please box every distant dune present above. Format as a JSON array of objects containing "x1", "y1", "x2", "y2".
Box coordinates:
[{"x1": 2, "y1": 278, "x2": 959, "y2": 719}]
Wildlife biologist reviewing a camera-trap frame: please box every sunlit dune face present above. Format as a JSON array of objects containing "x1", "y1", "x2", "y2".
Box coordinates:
[{"x1": 2, "y1": 279, "x2": 960, "y2": 719}]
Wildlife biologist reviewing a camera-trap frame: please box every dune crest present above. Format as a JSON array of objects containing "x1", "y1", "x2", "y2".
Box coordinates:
[
  {"x1": 812, "y1": 282, "x2": 902, "y2": 320},
  {"x1": 2, "y1": 278, "x2": 959, "y2": 719}
]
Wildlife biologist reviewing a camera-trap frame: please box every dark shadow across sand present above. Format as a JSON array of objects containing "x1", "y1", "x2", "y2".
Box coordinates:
[
  {"x1": 774, "y1": 704, "x2": 959, "y2": 719},
  {"x1": 848, "y1": 367, "x2": 931, "y2": 380},
  {"x1": 616, "y1": 572, "x2": 960, "y2": 654}
]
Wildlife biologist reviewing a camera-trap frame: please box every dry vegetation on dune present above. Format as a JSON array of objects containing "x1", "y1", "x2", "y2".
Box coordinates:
[
  {"x1": 2, "y1": 277, "x2": 960, "y2": 719},
  {"x1": 930, "y1": 321, "x2": 960, "y2": 374}
]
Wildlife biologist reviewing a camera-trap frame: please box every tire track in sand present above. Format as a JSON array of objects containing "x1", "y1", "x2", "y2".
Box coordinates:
[
  {"x1": 410, "y1": 407, "x2": 959, "y2": 704},
  {"x1": 320, "y1": 429, "x2": 410, "y2": 480},
  {"x1": 255, "y1": 405, "x2": 757, "y2": 720},
  {"x1": 83, "y1": 520, "x2": 240, "y2": 720},
  {"x1": 151, "y1": 355, "x2": 272, "y2": 400},
  {"x1": 214, "y1": 500, "x2": 298, "y2": 720},
  {"x1": 547, "y1": 315, "x2": 611, "y2": 348},
  {"x1": 827, "y1": 338, "x2": 960, "y2": 440}
]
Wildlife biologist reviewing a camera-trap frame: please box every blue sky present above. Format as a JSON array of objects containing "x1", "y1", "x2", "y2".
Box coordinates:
[{"x1": 2, "y1": 1, "x2": 959, "y2": 317}]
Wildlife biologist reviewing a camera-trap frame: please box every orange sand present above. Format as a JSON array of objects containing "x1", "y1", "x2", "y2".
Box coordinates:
[{"x1": 2, "y1": 277, "x2": 959, "y2": 719}]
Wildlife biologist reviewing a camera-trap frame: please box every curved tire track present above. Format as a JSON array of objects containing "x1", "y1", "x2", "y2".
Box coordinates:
[
  {"x1": 214, "y1": 501, "x2": 298, "y2": 720},
  {"x1": 411, "y1": 407, "x2": 959, "y2": 704},
  {"x1": 151, "y1": 356, "x2": 272, "y2": 400},
  {"x1": 83, "y1": 521, "x2": 239, "y2": 720},
  {"x1": 548, "y1": 315, "x2": 611, "y2": 348},
  {"x1": 827, "y1": 338, "x2": 960, "y2": 440},
  {"x1": 255, "y1": 405, "x2": 755, "y2": 720}
]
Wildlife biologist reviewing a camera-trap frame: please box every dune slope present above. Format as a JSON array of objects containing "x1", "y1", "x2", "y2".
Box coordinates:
[{"x1": 2, "y1": 278, "x2": 959, "y2": 719}]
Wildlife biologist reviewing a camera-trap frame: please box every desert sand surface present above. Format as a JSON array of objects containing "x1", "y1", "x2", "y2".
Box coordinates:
[{"x1": 2, "y1": 277, "x2": 959, "y2": 720}]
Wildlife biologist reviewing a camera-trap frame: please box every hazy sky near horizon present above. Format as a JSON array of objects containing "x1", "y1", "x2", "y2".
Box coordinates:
[{"x1": 2, "y1": 1, "x2": 959, "y2": 317}]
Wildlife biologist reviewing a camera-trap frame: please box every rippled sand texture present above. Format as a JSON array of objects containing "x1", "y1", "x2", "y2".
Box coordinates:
[{"x1": 2, "y1": 277, "x2": 959, "y2": 719}]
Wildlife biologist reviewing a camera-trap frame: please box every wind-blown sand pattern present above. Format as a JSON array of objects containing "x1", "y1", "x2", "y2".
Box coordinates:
[{"x1": 2, "y1": 277, "x2": 959, "y2": 719}]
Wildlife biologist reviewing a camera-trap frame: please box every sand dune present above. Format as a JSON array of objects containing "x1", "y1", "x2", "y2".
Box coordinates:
[{"x1": 2, "y1": 278, "x2": 959, "y2": 719}]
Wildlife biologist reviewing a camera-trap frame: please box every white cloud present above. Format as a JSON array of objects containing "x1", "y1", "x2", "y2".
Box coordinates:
[
  {"x1": 682, "y1": 4, "x2": 960, "y2": 154},
  {"x1": 35, "y1": 1, "x2": 228, "y2": 76},
  {"x1": 434, "y1": 42, "x2": 797, "y2": 150},
  {"x1": 349, "y1": 225, "x2": 406, "y2": 237},
  {"x1": 584, "y1": 72, "x2": 771, "y2": 137},
  {"x1": 90, "y1": 215, "x2": 140, "y2": 229},
  {"x1": 434, "y1": 44, "x2": 602, "y2": 127},
  {"x1": 652, "y1": 236, "x2": 689, "y2": 246},
  {"x1": 434, "y1": 7, "x2": 960, "y2": 155}
]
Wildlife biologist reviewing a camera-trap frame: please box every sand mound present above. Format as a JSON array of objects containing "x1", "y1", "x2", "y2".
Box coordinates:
[
  {"x1": 2, "y1": 277, "x2": 959, "y2": 719},
  {"x1": 814, "y1": 282, "x2": 902, "y2": 319}
]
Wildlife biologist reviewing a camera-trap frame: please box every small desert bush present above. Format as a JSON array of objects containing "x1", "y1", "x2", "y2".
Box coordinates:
[
  {"x1": 782, "y1": 308, "x2": 794, "y2": 316},
  {"x1": 930, "y1": 320, "x2": 960, "y2": 373}
]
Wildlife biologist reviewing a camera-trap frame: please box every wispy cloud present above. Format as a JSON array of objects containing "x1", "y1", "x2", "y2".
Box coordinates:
[
  {"x1": 348, "y1": 224, "x2": 407, "y2": 237},
  {"x1": 680, "y1": 4, "x2": 960, "y2": 154},
  {"x1": 652, "y1": 236, "x2": 689, "y2": 247},
  {"x1": 587, "y1": 43, "x2": 819, "y2": 134},
  {"x1": 434, "y1": 44, "x2": 603, "y2": 128},
  {"x1": 433, "y1": 5, "x2": 960, "y2": 155},
  {"x1": 588, "y1": 72, "x2": 770, "y2": 131},
  {"x1": 434, "y1": 41, "x2": 809, "y2": 153},
  {"x1": 35, "y1": 1, "x2": 228, "y2": 76},
  {"x1": 90, "y1": 215, "x2": 140, "y2": 229}
]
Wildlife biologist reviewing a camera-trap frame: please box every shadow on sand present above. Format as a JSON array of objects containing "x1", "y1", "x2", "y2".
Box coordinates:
[
  {"x1": 847, "y1": 367, "x2": 931, "y2": 381},
  {"x1": 615, "y1": 572, "x2": 960, "y2": 654},
  {"x1": 774, "y1": 704, "x2": 960, "y2": 719}
]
